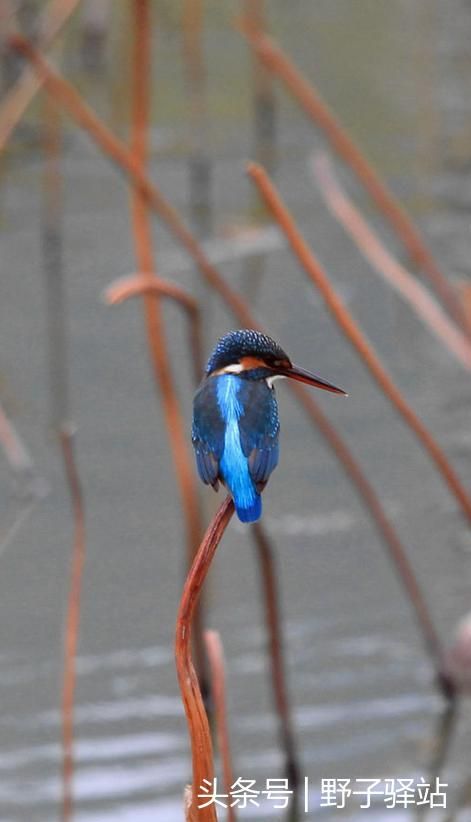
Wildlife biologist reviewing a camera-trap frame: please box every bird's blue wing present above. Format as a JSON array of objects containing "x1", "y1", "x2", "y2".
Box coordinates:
[
  {"x1": 192, "y1": 380, "x2": 225, "y2": 489},
  {"x1": 238, "y1": 381, "x2": 280, "y2": 492}
]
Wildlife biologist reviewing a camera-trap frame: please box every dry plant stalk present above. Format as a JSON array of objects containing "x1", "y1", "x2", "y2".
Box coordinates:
[
  {"x1": 107, "y1": 300, "x2": 296, "y2": 784},
  {"x1": 251, "y1": 523, "x2": 300, "y2": 790},
  {"x1": 104, "y1": 274, "x2": 204, "y2": 384},
  {"x1": 290, "y1": 381, "x2": 446, "y2": 674},
  {"x1": 9, "y1": 35, "x2": 253, "y2": 329},
  {"x1": 41, "y1": 85, "x2": 84, "y2": 822},
  {"x1": 0, "y1": 0, "x2": 81, "y2": 153},
  {"x1": 12, "y1": 30, "x2": 449, "y2": 686},
  {"x1": 204, "y1": 630, "x2": 237, "y2": 822},
  {"x1": 312, "y1": 153, "x2": 471, "y2": 371},
  {"x1": 176, "y1": 496, "x2": 235, "y2": 822},
  {"x1": 248, "y1": 161, "x2": 471, "y2": 522},
  {"x1": 238, "y1": 21, "x2": 471, "y2": 337},
  {"x1": 128, "y1": 0, "x2": 206, "y2": 689}
]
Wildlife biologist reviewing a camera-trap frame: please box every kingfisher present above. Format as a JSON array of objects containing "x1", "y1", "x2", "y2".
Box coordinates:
[{"x1": 192, "y1": 329, "x2": 346, "y2": 523}]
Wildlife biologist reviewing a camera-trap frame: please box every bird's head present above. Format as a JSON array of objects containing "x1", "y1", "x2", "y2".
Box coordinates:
[{"x1": 205, "y1": 329, "x2": 347, "y2": 394}]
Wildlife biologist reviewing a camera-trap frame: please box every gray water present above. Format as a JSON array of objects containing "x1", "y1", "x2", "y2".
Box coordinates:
[{"x1": 1, "y1": 2, "x2": 471, "y2": 820}]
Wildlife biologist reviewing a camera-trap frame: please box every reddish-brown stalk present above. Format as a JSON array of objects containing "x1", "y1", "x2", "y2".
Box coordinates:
[
  {"x1": 104, "y1": 274, "x2": 204, "y2": 384},
  {"x1": 0, "y1": 0, "x2": 81, "y2": 154},
  {"x1": 128, "y1": 0, "x2": 206, "y2": 688},
  {"x1": 237, "y1": 21, "x2": 471, "y2": 337},
  {"x1": 251, "y1": 523, "x2": 300, "y2": 790},
  {"x1": 204, "y1": 631, "x2": 236, "y2": 822},
  {"x1": 107, "y1": 307, "x2": 295, "y2": 785},
  {"x1": 108, "y1": 23, "x2": 295, "y2": 778},
  {"x1": 9, "y1": 36, "x2": 254, "y2": 325},
  {"x1": 176, "y1": 496, "x2": 235, "y2": 822},
  {"x1": 42, "y1": 83, "x2": 84, "y2": 822},
  {"x1": 312, "y1": 153, "x2": 471, "y2": 371},
  {"x1": 12, "y1": 33, "x2": 448, "y2": 684},
  {"x1": 288, "y1": 381, "x2": 446, "y2": 675},
  {"x1": 248, "y1": 161, "x2": 471, "y2": 522}
]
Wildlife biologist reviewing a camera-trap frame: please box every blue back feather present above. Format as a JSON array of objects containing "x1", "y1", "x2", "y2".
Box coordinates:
[
  {"x1": 216, "y1": 376, "x2": 260, "y2": 521},
  {"x1": 192, "y1": 372, "x2": 280, "y2": 523}
]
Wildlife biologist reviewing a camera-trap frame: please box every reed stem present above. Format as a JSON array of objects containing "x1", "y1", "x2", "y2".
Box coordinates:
[
  {"x1": 176, "y1": 496, "x2": 235, "y2": 822},
  {"x1": 248, "y1": 161, "x2": 471, "y2": 523},
  {"x1": 238, "y1": 22, "x2": 471, "y2": 337}
]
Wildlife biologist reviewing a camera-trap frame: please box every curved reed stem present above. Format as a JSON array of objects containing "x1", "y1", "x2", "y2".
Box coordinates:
[
  {"x1": 128, "y1": 0, "x2": 206, "y2": 685},
  {"x1": 12, "y1": 29, "x2": 449, "y2": 687},
  {"x1": 41, "y1": 81, "x2": 83, "y2": 822},
  {"x1": 105, "y1": 273, "x2": 198, "y2": 314},
  {"x1": 288, "y1": 382, "x2": 445, "y2": 676},
  {"x1": 313, "y1": 153, "x2": 471, "y2": 371},
  {"x1": 237, "y1": 21, "x2": 471, "y2": 337},
  {"x1": 0, "y1": 0, "x2": 81, "y2": 154},
  {"x1": 9, "y1": 35, "x2": 253, "y2": 327},
  {"x1": 176, "y1": 496, "x2": 235, "y2": 822},
  {"x1": 104, "y1": 274, "x2": 204, "y2": 383},
  {"x1": 248, "y1": 161, "x2": 471, "y2": 522}
]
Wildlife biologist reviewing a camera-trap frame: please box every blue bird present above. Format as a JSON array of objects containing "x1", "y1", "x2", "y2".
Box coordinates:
[{"x1": 192, "y1": 329, "x2": 346, "y2": 523}]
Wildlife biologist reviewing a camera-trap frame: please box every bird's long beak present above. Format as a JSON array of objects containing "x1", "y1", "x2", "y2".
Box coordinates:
[{"x1": 279, "y1": 363, "x2": 347, "y2": 395}]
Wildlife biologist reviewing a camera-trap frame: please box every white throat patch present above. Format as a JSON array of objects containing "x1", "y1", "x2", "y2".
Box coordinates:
[
  {"x1": 218, "y1": 363, "x2": 244, "y2": 375},
  {"x1": 266, "y1": 374, "x2": 286, "y2": 389}
]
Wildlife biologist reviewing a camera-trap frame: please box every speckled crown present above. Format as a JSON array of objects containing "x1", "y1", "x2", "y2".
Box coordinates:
[{"x1": 206, "y1": 329, "x2": 289, "y2": 374}]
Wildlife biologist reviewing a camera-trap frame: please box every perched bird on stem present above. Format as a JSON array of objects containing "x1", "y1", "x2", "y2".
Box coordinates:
[{"x1": 192, "y1": 329, "x2": 346, "y2": 522}]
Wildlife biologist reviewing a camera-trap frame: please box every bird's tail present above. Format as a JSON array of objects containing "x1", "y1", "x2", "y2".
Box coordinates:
[{"x1": 235, "y1": 494, "x2": 262, "y2": 523}]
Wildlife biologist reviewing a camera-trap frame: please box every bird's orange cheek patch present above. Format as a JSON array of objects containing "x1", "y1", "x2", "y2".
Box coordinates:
[{"x1": 239, "y1": 356, "x2": 267, "y2": 370}]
